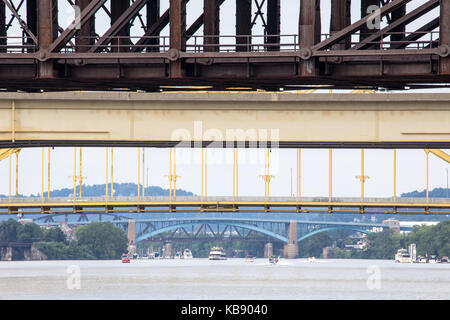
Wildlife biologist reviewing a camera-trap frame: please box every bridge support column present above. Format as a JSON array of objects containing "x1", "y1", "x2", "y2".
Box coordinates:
[
  {"x1": 264, "y1": 242, "x2": 273, "y2": 258},
  {"x1": 127, "y1": 219, "x2": 136, "y2": 255},
  {"x1": 163, "y1": 242, "x2": 172, "y2": 259},
  {"x1": 440, "y1": 0, "x2": 450, "y2": 74},
  {"x1": 1, "y1": 247, "x2": 12, "y2": 261},
  {"x1": 284, "y1": 221, "x2": 298, "y2": 259}
]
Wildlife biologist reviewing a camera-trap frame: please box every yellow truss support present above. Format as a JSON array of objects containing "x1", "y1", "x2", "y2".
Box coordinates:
[
  {"x1": 0, "y1": 148, "x2": 21, "y2": 161},
  {"x1": 426, "y1": 149, "x2": 450, "y2": 164}
]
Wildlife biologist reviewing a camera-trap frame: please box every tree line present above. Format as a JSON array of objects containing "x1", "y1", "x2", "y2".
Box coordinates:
[{"x1": 0, "y1": 219, "x2": 127, "y2": 260}]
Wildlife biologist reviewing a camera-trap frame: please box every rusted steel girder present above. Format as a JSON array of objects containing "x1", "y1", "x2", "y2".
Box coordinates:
[
  {"x1": 75, "y1": 0, "x2": 96, "y2": 53},
  {"x1": 110, "y1": 0, "x2": 130, "y2": 53},
  {"x1": 0, "y1": 0, "x2": 447, "y2": 91},
  {"x1": 169, "y1": 0, "x2": 186, "y2": 78},
  {"x1": 37, "y1": 0, "x2": 58, "y2": 78},
  {"x1": 440, "y1": 0, "x2": 450, "y2": 75},
  {"x1": 146, "y1": 0, "x2": 160, "y2": 52},
  {"x1": 204, "y1": 0, "x2": 220, "y2": 52},
  {"x1": 330, "y1": 0, "x2": 351, "y2": 50},
  {"x1": 299, "y1": 0, "x2": 321, "y2": 76},
  {"x1": 0, "y1": 1, "x2": 5, "y2": 53},
  {"x1": 236, "y1": 0, "x2": 251, "y2": 52},
  {"x1": 266, "y1": 0, "x2": 280, "y2": 51}
]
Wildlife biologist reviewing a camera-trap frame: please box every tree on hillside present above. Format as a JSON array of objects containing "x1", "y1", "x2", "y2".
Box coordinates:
[
  {"x1": 43, "y1": 227, "x2": 67, "y2": 243},
  {"x1": 76, "y1": 222, "x2": 128, "y2": 260}
]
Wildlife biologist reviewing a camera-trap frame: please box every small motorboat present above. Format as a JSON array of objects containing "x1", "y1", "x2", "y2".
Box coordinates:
[
  {"x1": 307, "y1": 257, "x2": 316, "y2": 263},
  {"x1": 121, "y1": 253, "x2": 130, "y2": 263},
  {"x1": 268, "y1": 256, "x2": 279, "y2": 264},
  {"x1": 183, "y1": 249, "x2": 193, "y2": 259}
]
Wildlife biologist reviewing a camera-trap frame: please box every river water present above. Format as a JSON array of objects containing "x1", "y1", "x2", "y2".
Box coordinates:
[{"x1": 0, "y1": 258, "x2": 448, "y2": 300}]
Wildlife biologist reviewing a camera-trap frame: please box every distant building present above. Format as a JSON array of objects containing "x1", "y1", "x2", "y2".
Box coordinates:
[{"x1": 383, "y1": 219, "x2": 400, "y2": 233}]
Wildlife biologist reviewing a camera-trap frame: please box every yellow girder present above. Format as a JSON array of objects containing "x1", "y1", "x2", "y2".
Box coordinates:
[
  {"x1": 426, "y1": 149, "x2": 450, "y2": 164},
  {"x1": 0, "y1": 148, "x2": 21, "y2": 162}
]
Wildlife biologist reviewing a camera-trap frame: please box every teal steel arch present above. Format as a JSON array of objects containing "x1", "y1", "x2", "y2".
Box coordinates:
[
  {"x1": 136, "y1": 222, "x2": 289, "y2": 243},
  {"x1": 297, "y1": 226, "x2": 372, "y2": 243}
]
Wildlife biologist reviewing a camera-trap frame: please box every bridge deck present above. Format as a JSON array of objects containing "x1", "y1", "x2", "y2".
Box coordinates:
[
  {"x1": 1, "y1": 196, "x2": 448, "y2": 215},
  {"x1": 1, "y1": 92, "x2": 450, "y2": 148}
]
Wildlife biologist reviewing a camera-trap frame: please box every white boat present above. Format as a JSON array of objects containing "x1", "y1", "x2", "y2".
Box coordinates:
[
  {"x1": 183, "y1": 249, "x2": 193, "y2": 259},
  {"x1": 428, "y1": 255, "x2": 438, "y2": 264},
  {"x1": 417, "y1": 256, "x2": 428, "y2": 263},
  {"x1": 395, "y1": 248, "x2": 412, "y2": 263},
  {"x1": 209, "y1": 247, "x2": 227, "y2": 260},
  {"x1": 307, "y1": 257, "x2": 316, "y2": 263},
  {"x1": 174, "y1": 251, "x2": 182, "y2": 259}
]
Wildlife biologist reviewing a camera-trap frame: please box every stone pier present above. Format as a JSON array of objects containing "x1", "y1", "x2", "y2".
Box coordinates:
[
  {"x1": 127, "y1": 219, "x2": 137, "y2": 255},
  {"x1": 1, "y1": 247, "x2": 12, "y2": 261},
  {"x1": 163, "y1": 242, "x2": 172, "y2": 259},
  {"x1": 283, "y1": 221, "x2": 299, "y2": 259},
  {"x1": 264, "y1": 242, "x2": 273, "y2": 258}
]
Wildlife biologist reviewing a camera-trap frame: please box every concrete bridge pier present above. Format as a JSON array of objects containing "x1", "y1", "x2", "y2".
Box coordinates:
[
  {"x1": 162, "y1": 242, "x2": 172, "y2": 259},
  {"x1": 264, "y1": 242, "x2": 273, "y2": 258},
  {"x1": 283, "y1": 221, "x2": 299, "y2": 259},
  {"x1": 1, "y1": 247, "x2": 12, "y2": 261},
  {"x1": 127, "y1": 219, "x2": 137, "y2": 255}
]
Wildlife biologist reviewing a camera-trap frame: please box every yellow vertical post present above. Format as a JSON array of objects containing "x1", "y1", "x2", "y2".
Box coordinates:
[
  {"x1": 267, "y1": 149, "x2": 270, "y2": 199},
  {"x1": 11, "y1": 100, "x2": 15, "y2": 143},
  {"x1": 169, "y1": 148, "x2": 173, "y2": 202},
  {"x1": 173, "y1": 148, "x2": 176, "y2": 198},
  {"x1": 204, "y1": 148, "x2": 207, "y2": 199},
  {"x1": 41, "y1": 148, "x2": 44, "y2": 203},
  {"x1": 111, "y1": 147, "x2": 114, "y2": 198},
  {"x1": 47, "y1": 148, "x2": 50, "y2": 199},
  {"x1": 15, "y1": 152, "x2": 18, "y2": 198},
  {"x1": 361, "y1": 149, "x2": 365, "y2": 201},
  {"x1": 79, "y1": 148, "x2": 82, "y2": 198},
  {"x1": 138, "y1": 148, "x2": 141, "y2": 201},
  {"x1": 105, "y1": 147, "x2": 109, "y2": 203},
  {"x1": 201, "y1": 148, "x2": 204, "y2": 202},
  {"x1": 356, "y1": 148, "x2": 369, "y2": 202},
  {"x1": 297, "y1": 149, "x2": 301, "y2": 201},
  {"x1": 329, "y1": 149, "x2": 333, "y2": 202},
  {"x1": 142, "y1": 148, "x2": 145, "y2": 199},
  {"x1": 233, "y1": 148, "x2": 235, "y2": 201},
  {"x1": 235, "y1": 148, "x2": 238, "y2": 199},
  {"x1": 8, "y1": 153, "x2": 11, "y2": 202},
  {"x1": 425, "y1": 149, "x2": 429, "y2": 203},
  {"x1": 73, "y1": 147, "x2": 76, "y2": 202},
  {"x1": 393, "y1": 149, "x2": 397, "y2": 202}
]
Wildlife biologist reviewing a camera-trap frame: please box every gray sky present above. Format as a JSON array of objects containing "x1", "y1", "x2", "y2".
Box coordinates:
[{"x1": 0, "y1": 0, "x2": 448, "y2": 198}]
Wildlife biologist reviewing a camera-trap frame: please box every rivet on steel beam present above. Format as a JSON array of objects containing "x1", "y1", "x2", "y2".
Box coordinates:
[
  {"x1": 438, "y1": 45, "x2": 450, "y2": 58},
  {"x1": 299, "y1": 48, "x2": 312, "y2": 60},
  {"x1": 168, "y1": 48, "x2": 181, "y2": 61}
]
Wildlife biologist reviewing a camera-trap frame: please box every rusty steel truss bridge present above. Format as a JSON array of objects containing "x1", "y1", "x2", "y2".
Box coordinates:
[{"x1": 0, "y1": 0, "x2": 449, "y2": 91}]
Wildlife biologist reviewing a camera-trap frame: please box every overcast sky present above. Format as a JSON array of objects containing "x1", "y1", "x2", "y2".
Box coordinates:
[{"x1": 0, "y1": 1, "x2": 448, "y2": 198}]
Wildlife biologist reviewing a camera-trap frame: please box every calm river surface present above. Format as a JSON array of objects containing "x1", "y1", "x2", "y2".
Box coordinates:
[{"x1": 0, "y1": 258, "x2": 449, "y2": 300}]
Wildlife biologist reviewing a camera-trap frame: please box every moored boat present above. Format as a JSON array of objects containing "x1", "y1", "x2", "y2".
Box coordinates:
[
  {"x1": 268, "y1": 256, "x2": 279, "y2": 264},
  {"x1": 209, "y1": 247, "x2": 227, "y2": 260},
  {"x1": 395, "y1": 248, "x2": 413, "y2": 263},
  {"x1": 121, "y1": 253, "x2": 130, "y2": 263},
  {"x1": 183, "y1": 249, "x2": 193, "y2": 259}
]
